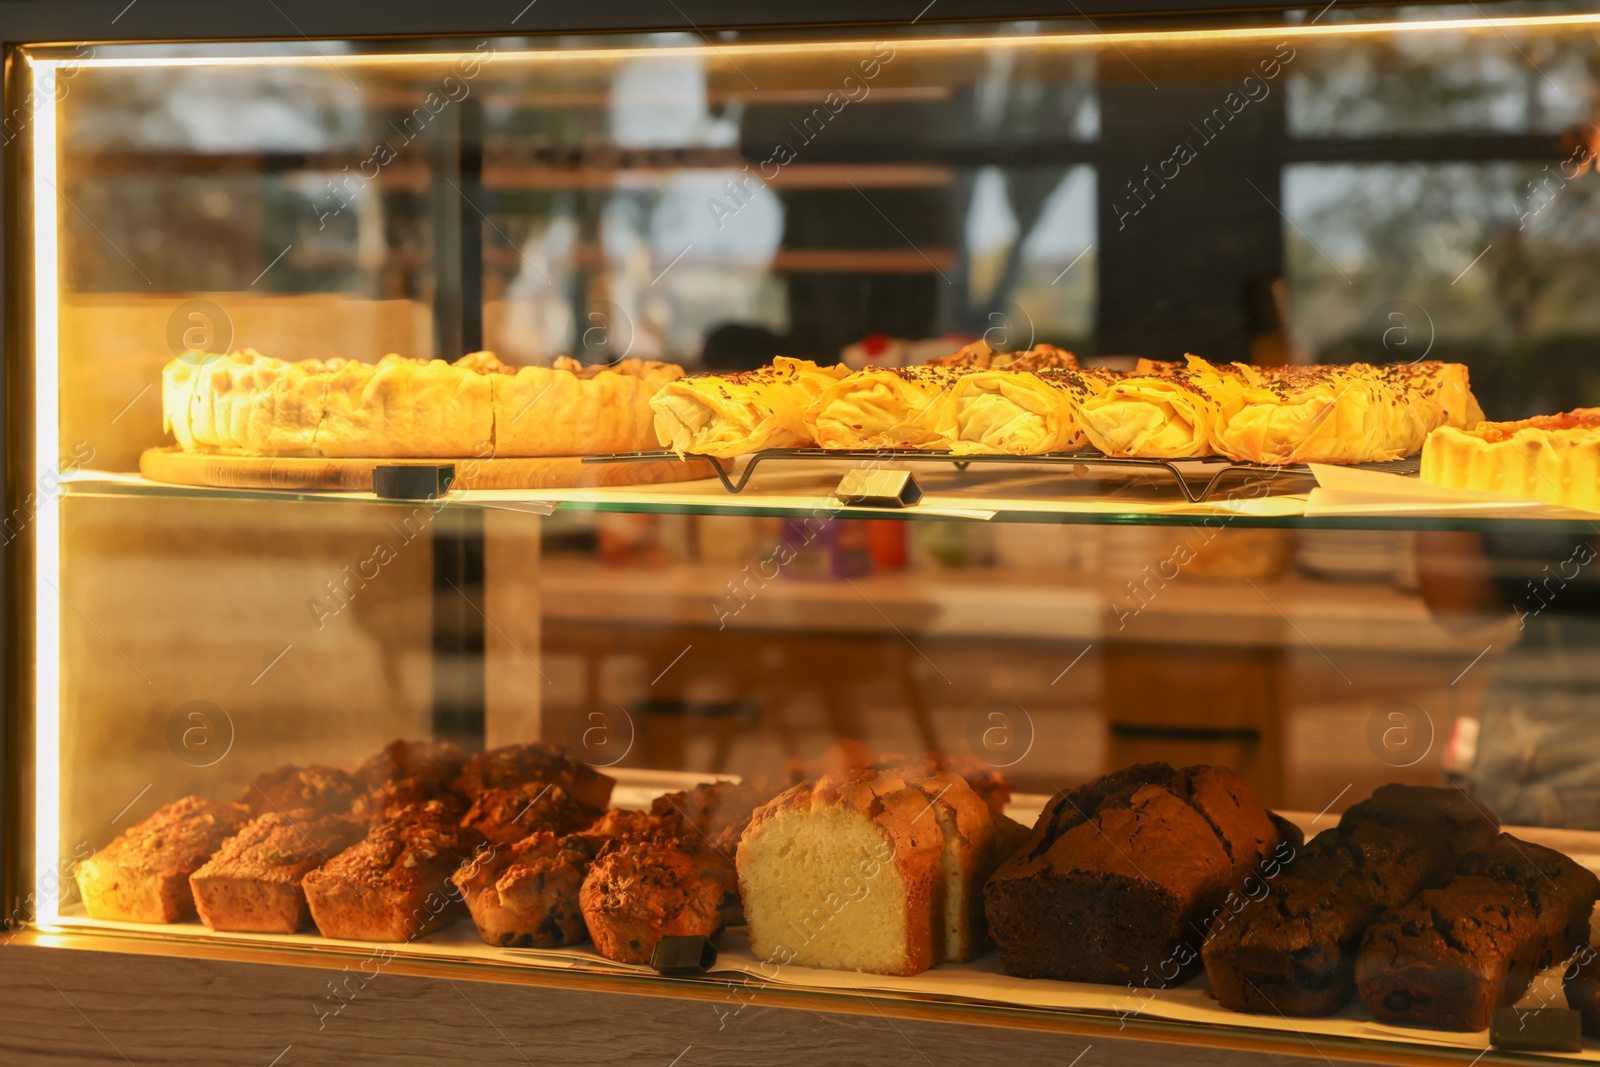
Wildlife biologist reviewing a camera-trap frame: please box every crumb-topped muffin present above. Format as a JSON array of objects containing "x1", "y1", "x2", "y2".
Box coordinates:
[
  {"x1": 454, "y1": 831, "x2": 598, "y2": 948},
  {"x1": 580, "y1": 833, "x2": 738, "y2": 964}
]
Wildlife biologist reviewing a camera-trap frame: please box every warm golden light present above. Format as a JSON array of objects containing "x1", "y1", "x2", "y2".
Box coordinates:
[
  {"x1": 20, "y1": 12, "x2": 1600, "y2": 69},
  {"x1": 28, "y1": 55, "x2": 62, "y2": 927}
]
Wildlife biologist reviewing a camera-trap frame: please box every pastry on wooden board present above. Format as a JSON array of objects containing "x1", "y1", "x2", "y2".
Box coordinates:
[{"x1": 162, "y1": 349, "x2": 680, "y2": 458}]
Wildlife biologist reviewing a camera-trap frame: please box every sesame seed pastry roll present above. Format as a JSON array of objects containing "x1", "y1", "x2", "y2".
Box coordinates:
[
  {"x1": 803, "y1": 364, "x2": 970, "y2": 450},
  {"x1": 1377, "y1": 360, "x2": 1486, "y2": 456},
  {"x1": 648, "y1": 356, "x2": 850, "y2": 458},
  {"x1": 942, "y1": 367, "x2": 1116, "y2": 455},
  {"x1": 1079, "y1": 356, "x2": 1249, "y2": 459},
  {"x1": 1211, "y1": 362, "x2": 1405, "y2": 464}
]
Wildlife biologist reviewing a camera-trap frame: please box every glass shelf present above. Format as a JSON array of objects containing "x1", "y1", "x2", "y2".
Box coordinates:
[{"x1": 59, "y1": 467, "x2": 1600, "y2": 534}]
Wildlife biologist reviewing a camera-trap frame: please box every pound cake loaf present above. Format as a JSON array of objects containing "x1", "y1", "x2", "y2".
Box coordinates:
[
  {"x1": 76, "y1": 797, "x2": 252, "y2": 923},
  {"x1": 454, "y1": 830, "x2": 598, "y2": 948},
  {"x1": 302, "y1": 798, "x2": 483, "y2": 942},
  {"x1": 580, "y1": 832, "x2": 739, "y2": 964},
  {"x1": 985, "y1": 763, "x2": 1294, "y2": 984},
  {"x1": 190, "y1": 812, "x2": 365, "y2": 933},
  {"x1": 1356, "y1": 834, "x2": 1599, "y2": 1031},
  {"x1": 453, "y1": 743, "x2": 615, "y2": 810},
  {"x1": 904, "y1": 772, "x2": 1004, "y2": 963},
  {"x1": 1203, "y1": 784, "x2": 1497, "y2": 1017},
  {"x1": 738, "y1": 770, "x2": 948, "y2": 976}
]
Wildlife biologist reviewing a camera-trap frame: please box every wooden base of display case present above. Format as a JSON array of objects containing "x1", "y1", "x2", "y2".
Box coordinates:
[
  {"x1": 138, "y1": 446, "x2": 716, "y2": 492},
  {"x1": 0, "y1": 931, "x2": 1518, "y2": 1067}
]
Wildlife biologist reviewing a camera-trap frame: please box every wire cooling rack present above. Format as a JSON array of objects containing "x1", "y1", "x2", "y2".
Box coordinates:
[{"x1": 583, "y1": 448, "x2": 1422, "y2": 504}]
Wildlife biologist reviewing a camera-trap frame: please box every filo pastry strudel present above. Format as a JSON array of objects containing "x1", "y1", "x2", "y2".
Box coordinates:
[
  {"x1": 940, "y1": 368, "x2": 1118, "y2": 455},
  {"x1": 1211, "y1": 362, "x2": 1414, "y2": 465},
  {"x1": 649, "y1": 356, "x2": 850, "y2": 457},
  {"x1": 925, "y1": 341, "x2": 1080, "y2": 372},
  {"x1": 1079, "y1": 358, "x2": 1248, "y2": 459},
  {"x1": 803, "y1": 365, "x2": 969, "y2": 450}
]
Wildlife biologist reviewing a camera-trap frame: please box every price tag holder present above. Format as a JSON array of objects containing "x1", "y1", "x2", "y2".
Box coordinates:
[
  {"x1": 651, "y1": 934, "x2": 718, "y2": 975},
  {"x1": 372, "y1": 464, "x2": 455, "y2": 500},
  {"x1": 835, "y1": 468, "x2": 922, "y2": 509},
  {"x1": 1490, "y1": 1007, "x2": 1582, "y2": 1053}
]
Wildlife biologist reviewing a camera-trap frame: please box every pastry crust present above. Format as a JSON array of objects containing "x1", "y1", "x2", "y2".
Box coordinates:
[
  {"x1": 940, "y1": 368, "x2": 1115, "y2": 455},
  {"x1": 803, "y1": 365, "x2": 969, "y2": 450},
  {"x1": 162, "y1": 350, "x2": 680, "y2": 458},
  {"x1": 650, "y1": 357, "x2": 849, "y2": 457},
  {"x1": 1421, "y1": 409, "x2": 1600, "y2": 512},
  {"x1": 1080, "y1": 362, "x2": 1245, "y2": 458}
]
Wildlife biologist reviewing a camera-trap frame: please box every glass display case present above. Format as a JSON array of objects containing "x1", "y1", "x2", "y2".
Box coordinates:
[{"x1": 6, "y1": 2, "x2": 1600, "y2": 1064}]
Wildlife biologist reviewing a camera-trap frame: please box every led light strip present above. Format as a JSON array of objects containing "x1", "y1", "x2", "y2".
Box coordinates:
[
  {"x1": 30, "y1": 58, "x2": 61, "y2": 926},
  {"x1": 21, "y1": 12, "x2": 1600, "y2": 68}
]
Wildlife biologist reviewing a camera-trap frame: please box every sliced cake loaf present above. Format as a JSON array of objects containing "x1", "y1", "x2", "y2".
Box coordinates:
[
  {"x1": 738, "y1": 770, "x2": 947, "y2": 976},
  {"x1": 904, "y1": 772, "x2": 1001, "y2": 963}
]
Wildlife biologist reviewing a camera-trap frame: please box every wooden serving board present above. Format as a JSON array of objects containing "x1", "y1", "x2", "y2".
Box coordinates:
[{"x1": 139, "y1": 447, "x2": 715, "y2": 492}]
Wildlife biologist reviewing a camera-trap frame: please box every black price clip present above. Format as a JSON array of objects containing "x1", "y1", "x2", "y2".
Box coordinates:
[
  {"x1": 650, "y1": 935, "x2": 717, "y2": 975},
  {"x1": 371, "y1": 465, "x2": 455, "y2": 501},
  {"x1": 835, "y1": 468, "x2": 922, "y2": 508},
  {"x1": 1490, "y1": 1007, "x2": 1582, "y2": 1053}
]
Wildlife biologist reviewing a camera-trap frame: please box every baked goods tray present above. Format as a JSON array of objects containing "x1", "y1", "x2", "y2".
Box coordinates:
[
  {"x1": 47, "y1": 908, "x2": 1600, "y2": 1059},
  {"x1": 585, "y1": 449, "x2": 1423, "y2": 504}
]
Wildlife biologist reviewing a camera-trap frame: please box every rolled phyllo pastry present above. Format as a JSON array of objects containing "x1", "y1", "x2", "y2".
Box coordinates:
[
  {"x1": 649, "y1": 357, "x2": 849, "y2": 457},
  {"x1": 804, "y1": 365, "x2": 969, "y2": 450},
  {"x1": 1379, "y1": 360, "x2": 1486, "y2": 456},
  {"x1": 942, "y1": 368, "x2": 1114, "y2": 455},
  {"x1": 1079, "y1": 358, "x2": 1247, "y2": 458},
  {"x1": 1211, "y1": 363, "x2": 1402, "y2": 465}
]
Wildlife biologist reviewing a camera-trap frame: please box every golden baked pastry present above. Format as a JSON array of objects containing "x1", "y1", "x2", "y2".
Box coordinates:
[
  {"x1": 1211, "y1": 362, "x2": 1401, "y2": 465},
  {"x1": 1080, "y1": 359, "x2": 1249, "y2": 458},
  {"x1": 649, "y1": 356, "x2": 850, "y2": 457},
  {"x1": 162, "y1": 349, "x2": 680, "y2": 458},
  {"x1": 803, "y1": 365, "x2": 968, "y2": 450},
  {"x1": 923, "y1": 341, "x2": 1079, "y2": 371},
  {"x1": 1421, "y1": 409, "x2": 1600, "y2": 512},
  {"x1": 940, "y1": 368, "x2": 1116, "y2": 455}
]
